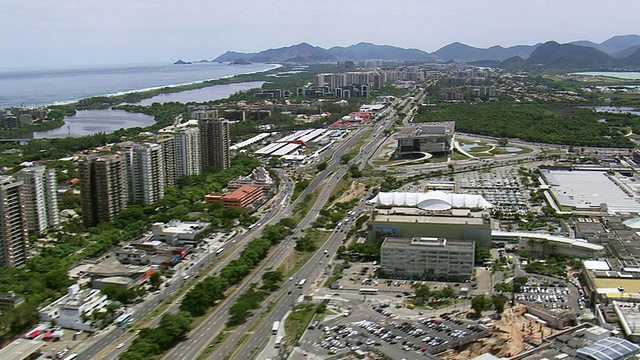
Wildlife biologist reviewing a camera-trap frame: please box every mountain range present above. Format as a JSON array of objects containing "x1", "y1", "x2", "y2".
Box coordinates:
[{"x1": 207, "y1": 34, "x2": 640, "y2": 70}]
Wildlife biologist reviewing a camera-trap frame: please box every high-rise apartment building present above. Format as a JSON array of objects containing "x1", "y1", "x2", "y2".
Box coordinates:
[
  {"x1": 314, "y1": 74, "x2": 325, "y2": 87},
  {"x1": 0, "y1": 176, "x2": 29, "y2": 267},
  {"x1": 173, "y1": 126, "x2": 202, "y2": 177},
  {"x1": 15, "y1": 166, "x2": 59, "y2": 234},
  {"x1": 154, "y1": 135, "x2": 176, "y2": 187},
  {"x1": 190, "y1": 109, "x2": 219, "y2": 121},
  {"x1": 199, "y1": 118, "x2": 230, "y2": 170},
  {"x1": 123, "y1": 143, "x2": 166, "y2": 205},
  {"x1": 78, "y1": 154, "x2": 128, "y2": 227}
]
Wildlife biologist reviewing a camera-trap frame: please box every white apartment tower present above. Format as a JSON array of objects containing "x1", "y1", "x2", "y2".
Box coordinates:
[
  {"x1": 173, "y1": 126, "x2": 202, "y2": 177},
  {"x1": 14, "y1": 166, "x2": 59, "y2": 234},
  {"x1": 0, "y1": 176, "x2": 29, "y2": 267},
  {"x1": 314, "y1": 74, "x2": 325, "y2": 87},
  {"x1": 123, "y1": 143, "x2": 166, "y2": 205},
  {"x1": 155, "y1": 135, "x2": 176, "y2": 187}
]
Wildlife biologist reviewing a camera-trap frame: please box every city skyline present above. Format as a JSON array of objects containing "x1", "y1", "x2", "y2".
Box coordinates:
[{"x1": 2, "y1": 0, "x2": 640, "y2": 70}]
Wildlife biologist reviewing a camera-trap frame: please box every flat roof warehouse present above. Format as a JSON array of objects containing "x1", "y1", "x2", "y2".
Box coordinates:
[{"x1": 540, "y1": 169, "x2": 640, "y2": 213}]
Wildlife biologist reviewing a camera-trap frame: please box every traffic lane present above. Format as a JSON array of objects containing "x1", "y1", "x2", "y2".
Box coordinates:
[
  {"x1": 232, "y1": 206, "x2": 354, "y2": 357},
  {"x1": 170, "y1": 223, "x2": 297, "y2": 359},
  {"x1": 208, "y1": 128, "x2": 379, "y2": 357}
]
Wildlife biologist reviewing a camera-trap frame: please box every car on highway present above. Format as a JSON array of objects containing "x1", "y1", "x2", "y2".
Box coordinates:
[{"x1": 117, "y1": 343, "x2": 124, "y2": 349}]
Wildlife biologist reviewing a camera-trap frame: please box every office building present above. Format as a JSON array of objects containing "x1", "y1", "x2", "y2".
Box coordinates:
[
  {"x1": 227, "y1": 166, "x2": 275, "y2": 190},
  {"x1": 381, "y1": 237, "x2": 475, "y2": 281},
  {"x1": 367, "y1": 191, "x2": 493, "y2": 247},
  {"x1": 0, "y1": 176, "x2": 29, "y2": 267},
  {"x1": 14, "y1": 166, "x2": 59, "y2": 234},
  {"x1": 39, "y1": 285, "x2": 111, "y2": 332},
  {"x1": 123, "y1": 143, "x2": 166, "y2": 205},
  {"x1": 199, "y1": 118, "x2": 230, "y2": 170},
  {"x1": 205, "y1": 185, "x2": 263, "y2": 209},
  {"x1": 173, "y1": 126, "x2": 202, "y2": 177},
  {"x1": 78, "y1": 154, "x2": 128, "y2": 227},
  {"x1": 151, "y1": 220, "x2": 210, "y2": 246},
  {"x1": 395, "y1": 122, "x2": 456, "y2": 156}
]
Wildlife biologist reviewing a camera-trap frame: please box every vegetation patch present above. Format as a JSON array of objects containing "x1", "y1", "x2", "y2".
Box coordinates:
[
  {"x1": 413, "y1": 103, "x2": 635, "y2": 148},
  {"x1": 284, "y1": 302, "x2": 326, "y2": 346}
]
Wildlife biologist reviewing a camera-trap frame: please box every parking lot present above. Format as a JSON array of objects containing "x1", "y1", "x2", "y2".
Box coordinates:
[
  {"x1": 339, "y1": 262, "x2": 476, "y2": 297},
  {"x1": 515, "y1": 280, "x2": 586, "y2": 314},
  {"x1": 307, "y1": 304, "x2": 489, "y2": 358}
]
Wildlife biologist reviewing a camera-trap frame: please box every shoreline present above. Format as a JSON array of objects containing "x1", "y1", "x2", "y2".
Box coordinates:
[
  {"x1": 91, "y1": 63, "x2": 282, "y2": 104},
  {"x1": 18, "y1": 63, "x2": 283, "y2": 109},
  {"x1": 10, "y1": 63, "x2": 283, "y2": 139}
]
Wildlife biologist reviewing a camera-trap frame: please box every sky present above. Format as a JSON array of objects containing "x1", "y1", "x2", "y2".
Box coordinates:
[{"x1": 2, "y1": 0, "x2": 640, "y2": 70}]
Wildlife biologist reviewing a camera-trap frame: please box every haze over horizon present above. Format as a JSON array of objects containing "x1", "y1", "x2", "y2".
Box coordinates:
[{"x1": 3, "y1": 0, "x2": 640, "y2": 70}]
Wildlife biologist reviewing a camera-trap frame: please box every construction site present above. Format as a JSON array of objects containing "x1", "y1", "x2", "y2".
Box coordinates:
[{"x1": 439, "y1": 305, "x2": 560, "y2": 359}]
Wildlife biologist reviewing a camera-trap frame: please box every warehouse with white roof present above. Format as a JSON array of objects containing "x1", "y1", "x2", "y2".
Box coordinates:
[{"x1": 254, "y1": 128, "x2": 328, "y2": 158}]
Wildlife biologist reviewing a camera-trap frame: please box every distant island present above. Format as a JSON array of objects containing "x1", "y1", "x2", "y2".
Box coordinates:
[
  {"x1": 173, "y1": 59, "x2": 192, "y2": 65},
  {"x1": 230, "y1": 58, "x2": 252, "y2": 65}
]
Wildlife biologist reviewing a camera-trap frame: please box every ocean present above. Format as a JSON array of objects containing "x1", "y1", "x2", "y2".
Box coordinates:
[{"x1": 0, "y1": 62, "x2": 278, "y2": 109}]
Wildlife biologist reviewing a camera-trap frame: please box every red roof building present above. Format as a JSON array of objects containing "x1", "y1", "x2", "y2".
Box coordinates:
[{"x1": 207, "y1": 185, "x2": 263, "y2": 209}]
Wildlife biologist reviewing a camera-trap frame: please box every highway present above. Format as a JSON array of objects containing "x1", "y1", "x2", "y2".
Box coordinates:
[
  {"x1": 159, "y1": 117, "x2": 382, "y2": 359},
  {"x1": 227, "y1": 95, "x2": 417, "y2": 360}
]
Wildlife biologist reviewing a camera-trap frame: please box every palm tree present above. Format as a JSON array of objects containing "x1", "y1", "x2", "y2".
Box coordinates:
[{"x1": 527, "y1": 238, "x2": 539, "y2": 253}]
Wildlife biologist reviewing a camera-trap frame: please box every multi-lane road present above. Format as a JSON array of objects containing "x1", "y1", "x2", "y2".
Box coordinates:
[
  {"x1": 224, "y1": 96, "x2": 415, "y2": 360},
  {"x1": 78, "y1": 91, "x2": 417, "y2": 360},
  {"x1": 160, "y1": 108, "x2": 396, "y2": 359}
]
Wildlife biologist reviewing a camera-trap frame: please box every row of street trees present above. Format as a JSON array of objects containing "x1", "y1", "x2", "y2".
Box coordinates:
[{"x1": 119, "y1": 218, "x2": 296, "y2": 359}]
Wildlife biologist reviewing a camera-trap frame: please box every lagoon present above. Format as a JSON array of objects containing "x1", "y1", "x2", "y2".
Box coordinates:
[
  {"x1": 135, "y1": 81, "x2": 265, "y2": 105},
  {"x1": 33, "y1": 109, "x2": 154, "y2": 139},
  {"x1": 571, "y1": 71, "x2": 640, "y2": 80}
]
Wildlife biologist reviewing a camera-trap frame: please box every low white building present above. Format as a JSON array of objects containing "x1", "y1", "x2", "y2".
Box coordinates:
[
  {"x1": 152, "y1": 220, "x2": 210, "y2": 245},
  {"x1": 39, "y1": 285, "x2": 111, "y2": 332}
]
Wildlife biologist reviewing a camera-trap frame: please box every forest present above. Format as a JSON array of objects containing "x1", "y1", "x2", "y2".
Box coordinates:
[{"x1": 413, "y1": 102, "x2": 637, "y2": 148}]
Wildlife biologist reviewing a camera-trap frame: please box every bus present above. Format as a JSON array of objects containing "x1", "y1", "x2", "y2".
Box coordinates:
[
  {"x1": 274, "y1": 336, "x2": 284, "y2": 348},
  {"x1": 272, "y1": 321, "x2": 280, "y2": 335},
  {"x1": 359, "y1": 288, "x2": 378, "y2": 295},
  {"x1": 116, "y1": 313, "x2": 132, "y2": 327},
  {"x1": 297, "y1": 278, "x2": 307, "y2": 289},
  {"x1": 215, "y1": 248, "x2": 225, "y2": 256},
  {"x1": 64, "y1": 354, "x2": 78, "y2": 360}
]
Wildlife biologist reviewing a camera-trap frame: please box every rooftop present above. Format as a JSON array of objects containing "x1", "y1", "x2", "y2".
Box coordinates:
[
  {"x1": 368, "y1": 191, "x2": 492, "y2": 211},
  {"x1": 383, "y1": 237, "x2": 474, "y2": 250},
  {"x1": 153, "y1": 220, "x2": 209, "y2": 234},
  {"x1": 372, "y1": 214, "x2": 485, "y2": 226},
  {"x1": 396, "y1": 121, "x2": 456, "y2": 140},
  {"x1": 613, "y1": 301, "x2": 640, "y2": 337},
  {"x1": 223, "y1": 185, "x2": 260, "y2": 200},
  {"x1": 576, "y1": 336, "x2": 640, "y2": 360},
  {"x1": 540, "y1": 169, "x2": 640, "y2": 214}
]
